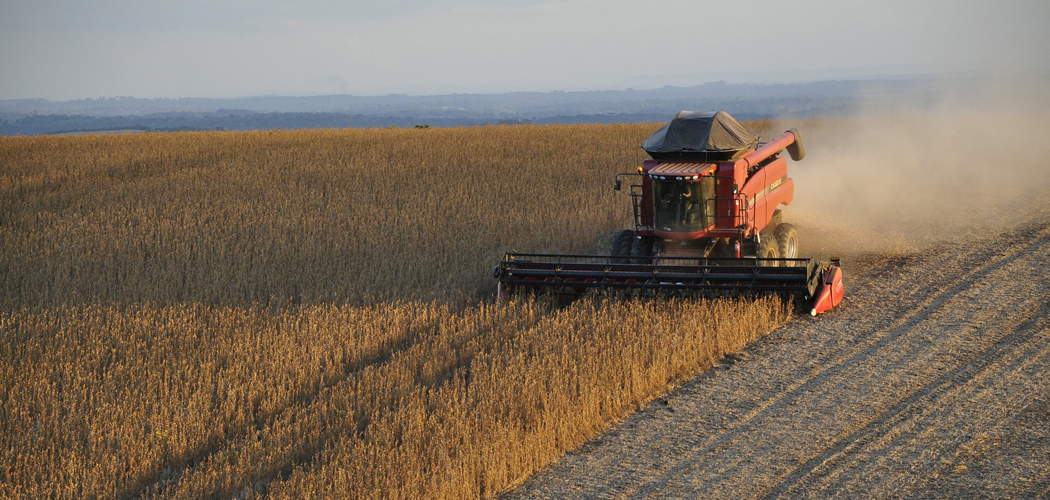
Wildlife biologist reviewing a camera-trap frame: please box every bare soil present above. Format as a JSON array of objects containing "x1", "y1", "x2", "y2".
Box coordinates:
[{"x1": 504, "y1": 214, "x2": 1050, "y2": 499}]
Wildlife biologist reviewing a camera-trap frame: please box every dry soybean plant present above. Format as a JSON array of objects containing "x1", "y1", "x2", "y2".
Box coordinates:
[
  {"x1": 0, "y1": 123, "x2": 789, "y2": 499},
  {"x1": 1, "y1": 125, "x2": 648, "y2": 308}
]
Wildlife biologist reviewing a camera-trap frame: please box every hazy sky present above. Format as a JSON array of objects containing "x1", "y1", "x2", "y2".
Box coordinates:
[{"x1": 1, "y1": 0, "x2": 1048, "y2": 100}]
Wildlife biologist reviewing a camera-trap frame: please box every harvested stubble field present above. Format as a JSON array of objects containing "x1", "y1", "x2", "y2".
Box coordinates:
[
  {"x1": 508, "y1": 217, "x2": 1050, "y2": 499},
  {"x1": 0, "y1": 124, "x2": 789, "y2": 499},
  {"x1": 506, "y1": 93, "x2": 1050, "y2": 498}
]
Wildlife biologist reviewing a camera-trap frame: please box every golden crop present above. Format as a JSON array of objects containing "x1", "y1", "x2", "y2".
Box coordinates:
[
  {"x1": 0, "y1": 124, "x2": 788, "y2": 499},
  {"x1": 1, "y1": 125, "x2": 651, "y2": 308}
]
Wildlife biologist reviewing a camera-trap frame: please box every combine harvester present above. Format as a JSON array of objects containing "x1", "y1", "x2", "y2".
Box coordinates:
[{"x1": 494, "y1": 111, "x2": 843, "y2": 316}]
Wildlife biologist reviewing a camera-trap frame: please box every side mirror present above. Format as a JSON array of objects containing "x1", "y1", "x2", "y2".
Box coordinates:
[{"x1": 614, "y1": 179, "x2": 622, "y2": 191}]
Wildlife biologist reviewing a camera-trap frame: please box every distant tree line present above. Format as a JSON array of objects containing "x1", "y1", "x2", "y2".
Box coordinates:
[
  {"x1": 0, "y1": 100, "x2": 862, "y2": 136},
  {"x1": 1, "y1": 110, "x2": 802, "y2": 136},
  {"x1": 0, "y1": 112, "x2": 492, "y2": 136}
]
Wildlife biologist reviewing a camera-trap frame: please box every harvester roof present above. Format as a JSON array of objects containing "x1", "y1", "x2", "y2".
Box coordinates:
[
  {"x1": 647, "y1": 162, "x2": 717, "y2": 178},
  {"x1": 642, "y1": 111, "x2": 758, "y2": 161}
]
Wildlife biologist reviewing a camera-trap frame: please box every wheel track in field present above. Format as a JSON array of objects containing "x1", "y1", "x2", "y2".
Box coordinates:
[
  {"x1": 813, "y1": 321, "x2": 1050, "y2": 499},
  {"x1": 504, "y1": 219, "x2": 1050, "y2": 499},
  {"x1": 763, "y1": 297, "x2": 1050, "y2": 499},
  {"x1": 825, "y1": 323, "x2": 1050, "y2": 498}
]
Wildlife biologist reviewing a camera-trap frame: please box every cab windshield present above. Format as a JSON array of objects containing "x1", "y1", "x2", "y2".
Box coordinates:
[{"x1": 653, "y1": 177, "x2": 715, "y2": 232}]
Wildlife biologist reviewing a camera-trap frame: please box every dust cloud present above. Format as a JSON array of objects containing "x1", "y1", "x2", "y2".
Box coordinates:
[{"x1": 781, "y1": 76, "x2": 1050, "y2": 258}]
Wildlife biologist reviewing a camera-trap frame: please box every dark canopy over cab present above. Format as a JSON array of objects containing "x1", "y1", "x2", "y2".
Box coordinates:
[{"x1": 642, "y1": 110, "x2": 758, "y2": 161}]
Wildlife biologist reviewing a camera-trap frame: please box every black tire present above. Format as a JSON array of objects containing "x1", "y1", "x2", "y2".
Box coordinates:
[
  {"x1": 630, "y1": 236, "x2": 656, "y2": 264},
  {"x1": 610, "y1": 230, "x2": 634, "y2": 263},
  {"x1": 756, "y1": 235, "x2": 780, "y2": 266},
  {"x1": 774, "y1": 223, "x2": 798, "y2": 259}
]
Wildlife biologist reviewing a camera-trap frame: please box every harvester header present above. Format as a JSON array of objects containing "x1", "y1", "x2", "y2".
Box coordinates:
[{"x1": 495, "y1": 111, "x2": 843, "y2": 316}]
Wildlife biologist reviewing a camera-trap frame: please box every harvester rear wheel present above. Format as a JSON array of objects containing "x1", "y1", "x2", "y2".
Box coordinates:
[
  {"x1": 756, "y1": 236, "x2": 780, "y2": 266},
  {"x1": 775, "y1": 223, "x2": 798, "y2": 259},
  {"x1": 611, "y1": 230, "x2": 634, "y2": 263}
]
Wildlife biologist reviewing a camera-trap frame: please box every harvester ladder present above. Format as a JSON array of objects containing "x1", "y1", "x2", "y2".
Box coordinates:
[{"x1": 629, "y1": 183, "x2": 647, "y2": 231}]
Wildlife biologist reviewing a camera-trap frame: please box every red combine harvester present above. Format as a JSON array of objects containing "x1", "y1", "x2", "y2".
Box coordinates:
[{"x1": 495, "y1": 111, "x2": 843, "y2": 316}]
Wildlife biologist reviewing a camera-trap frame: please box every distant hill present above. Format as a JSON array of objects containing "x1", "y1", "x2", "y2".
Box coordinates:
[{"x1": 0, "y1": 76, "x2": 976, "y2": 136}]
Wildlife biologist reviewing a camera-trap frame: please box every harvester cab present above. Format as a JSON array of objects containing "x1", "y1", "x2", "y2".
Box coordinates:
[{"x1": 495, "y1": 111, "x2": 843, "y2": 316}]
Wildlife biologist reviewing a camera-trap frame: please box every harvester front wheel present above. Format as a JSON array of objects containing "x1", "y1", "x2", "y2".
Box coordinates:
[
  {"x1": 611, "y1": 230, "x2": 634, "y2": 263},
  {"x1": 631, "y1": 236, "x2": 656, "y2": 264},
  {"x1": 756, "y1": 236, "x2": 780, "y2": 266},
  {"x1": 775, "y1": 223, "x2": 798, "y2": 259}
]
